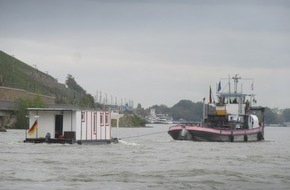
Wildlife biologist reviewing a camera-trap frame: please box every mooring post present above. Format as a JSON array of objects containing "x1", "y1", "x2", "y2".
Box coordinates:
[{"x1": 117, "y1": 114, "x2": 119, "y2": 140}]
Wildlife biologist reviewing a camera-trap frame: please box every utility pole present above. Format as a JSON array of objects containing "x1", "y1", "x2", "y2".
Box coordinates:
[{"x1": 12, "y1": 55, "x2": 15, "y2": 87}]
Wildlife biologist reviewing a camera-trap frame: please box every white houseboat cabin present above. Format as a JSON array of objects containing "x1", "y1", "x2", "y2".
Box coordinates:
[{"x1": 24, "y1": 108, "x2": 118, "y2": 144}]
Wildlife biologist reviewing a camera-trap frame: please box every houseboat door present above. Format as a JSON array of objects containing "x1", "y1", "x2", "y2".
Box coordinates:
[{"x1": 55, "y1": 115, "x2": 63, "y2": 138}]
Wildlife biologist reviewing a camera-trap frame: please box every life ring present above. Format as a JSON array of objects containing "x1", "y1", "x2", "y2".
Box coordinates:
[{"x1": 244, "y1": 135, "x2": 248, "y2": 142}]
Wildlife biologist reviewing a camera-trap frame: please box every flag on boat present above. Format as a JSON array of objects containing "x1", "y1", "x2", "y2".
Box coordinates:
[
  {"x1": 251, "y1": 82, "x2": 254, "y2": 90},
  {"x1": 217, "y1": 81, "x2": 221, "y2": 92},
  {"x1": 28, "y1": 120, "x2": 38, "y2": 136}
]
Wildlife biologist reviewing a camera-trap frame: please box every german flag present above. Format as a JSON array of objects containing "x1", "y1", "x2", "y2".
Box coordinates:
[{"x1": 28, "y1": 120, "x2": 38, "y2": 136}]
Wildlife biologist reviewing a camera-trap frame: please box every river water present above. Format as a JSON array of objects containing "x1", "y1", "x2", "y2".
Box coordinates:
[{"x1": 0, "y1": 125, "x2": 290, "y2": 190}]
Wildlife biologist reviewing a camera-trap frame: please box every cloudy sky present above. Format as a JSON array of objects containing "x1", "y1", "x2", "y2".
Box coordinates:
[{"x1": 0, "y1": 0, "x2": 289, "y2": 109}]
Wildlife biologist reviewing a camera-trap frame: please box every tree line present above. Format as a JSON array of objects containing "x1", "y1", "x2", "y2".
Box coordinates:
[{"x1": 135, "y1": 100, "x2": 290, "y2": 125}]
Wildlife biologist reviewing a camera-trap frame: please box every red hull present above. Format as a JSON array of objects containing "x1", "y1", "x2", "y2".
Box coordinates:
[{"x1": 168, "y1": 125, "x2": 264, "y2": 142}]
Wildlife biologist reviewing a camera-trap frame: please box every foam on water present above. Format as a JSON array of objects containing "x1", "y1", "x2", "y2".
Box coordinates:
[{"x1": 118, "y1": 139, "x2": 140, "y2": 146}]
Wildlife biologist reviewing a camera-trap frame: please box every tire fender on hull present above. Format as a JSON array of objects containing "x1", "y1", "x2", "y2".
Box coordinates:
[
  {"x1": 244, "y1": 134, "x2": 248, "y2": 142},
  {"x1": 257, "y1": 132, "x2": 264, "y2": 141},
  {"x1": 228, "y1": 135, "x2": 234, "y2": 142}
]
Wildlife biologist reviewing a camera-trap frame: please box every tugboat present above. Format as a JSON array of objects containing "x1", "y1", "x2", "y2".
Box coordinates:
[{"x1": 168, "y1": 74, "x2": 265, "y2": 142}]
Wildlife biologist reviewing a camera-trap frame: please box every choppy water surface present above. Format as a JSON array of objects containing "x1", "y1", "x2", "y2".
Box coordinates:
[{"x1": 0, "y1": 125, "x2": 290, "y2": 190}]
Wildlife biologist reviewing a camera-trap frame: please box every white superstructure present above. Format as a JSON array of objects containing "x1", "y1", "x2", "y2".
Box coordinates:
[{"x1": 26, "y1": 108, "x2": 113, "y2": 143}]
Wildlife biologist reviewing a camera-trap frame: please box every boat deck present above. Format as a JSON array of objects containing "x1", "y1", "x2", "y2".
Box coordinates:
[
  {"x1": 24, "y1": 138, "x2": 119, "y2": 145},
  {"x1": 24, "y1": 138, "x2": 75, "y2": 144}
]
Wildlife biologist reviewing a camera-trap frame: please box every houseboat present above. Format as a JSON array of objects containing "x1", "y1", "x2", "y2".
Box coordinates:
[
  {"x1": 168, "y1": 74, "x2": 265, "y2": 142},
  {"x1": 24, "y1": 107, "x2": 119, "y2": 144}
]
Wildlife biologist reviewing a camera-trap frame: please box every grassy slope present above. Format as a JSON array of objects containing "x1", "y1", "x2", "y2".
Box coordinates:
[{"x1": 0, "y1": 50, "x2": 67, "y2": 100}]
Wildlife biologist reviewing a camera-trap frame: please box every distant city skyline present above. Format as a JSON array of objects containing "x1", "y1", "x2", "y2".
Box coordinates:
[{"x1": 1, "y1": 0, "x2": 289, "y2": 109}]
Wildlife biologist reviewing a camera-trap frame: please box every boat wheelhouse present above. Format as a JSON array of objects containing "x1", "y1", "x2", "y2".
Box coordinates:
[{"x1": 168, "y1": 74, "x2": 265, "y2": 142}]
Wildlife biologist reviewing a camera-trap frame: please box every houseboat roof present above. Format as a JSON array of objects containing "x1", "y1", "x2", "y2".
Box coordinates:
[
  {"x1": 27, "y1": 104, "x2": 80, "y2": 111},
  {"x1": 27, "y1": 107, "x2": 79, "y2": 111}
]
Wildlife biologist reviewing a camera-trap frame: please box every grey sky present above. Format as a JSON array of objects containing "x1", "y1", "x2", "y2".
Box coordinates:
[{"x1": 1, "y1": 0, "x2": 289, "y2": 108}]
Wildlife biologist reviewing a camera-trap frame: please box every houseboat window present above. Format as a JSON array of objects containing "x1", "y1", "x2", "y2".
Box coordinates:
[
  {"x1": 81, "y1": 112, "x2": 85, "y2": 122},
  {"x1": 94, "y1": 113, "x2": 97, "y2": 133},
  {"x1": 100, "y1": 113, "x2": 104, "y2": 126},
  {"x1": 105, "y1": 113, "x2": 109, "y2": 125}
]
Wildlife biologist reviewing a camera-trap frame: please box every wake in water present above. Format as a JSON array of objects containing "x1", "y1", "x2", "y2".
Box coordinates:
[{"x1": 118, "y1": 139, "x2": 140, "y2": 146}]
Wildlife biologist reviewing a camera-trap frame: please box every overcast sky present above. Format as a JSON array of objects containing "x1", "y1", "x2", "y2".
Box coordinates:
[{"x1": 0, "y1": 0, "x2": 289, "y2": 109}]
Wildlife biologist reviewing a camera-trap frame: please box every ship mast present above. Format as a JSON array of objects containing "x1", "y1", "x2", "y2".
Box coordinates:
[{"x1": 232, "y1": 74, "x2": 241, "y2": 93}]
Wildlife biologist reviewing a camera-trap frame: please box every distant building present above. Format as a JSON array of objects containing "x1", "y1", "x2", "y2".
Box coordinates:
[{"x1": 146, "y1": 108, "x2": 173, "y2": 124}]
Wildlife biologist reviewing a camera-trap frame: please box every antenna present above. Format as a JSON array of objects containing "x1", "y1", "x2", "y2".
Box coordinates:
[{"x1": 232, "y1": 74, "x2": 241, "y2": 93}]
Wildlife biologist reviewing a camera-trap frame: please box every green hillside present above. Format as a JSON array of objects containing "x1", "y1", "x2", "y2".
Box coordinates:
[
  {"x1": 0, "y1": 50, "x2": 93, "y2": 106},
  {"x1": 0, "y1": 50, "x2": 137, "y2": 128},
  {"x1": 0, "y1": 51, "x2": 61, "y2": 95}
]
